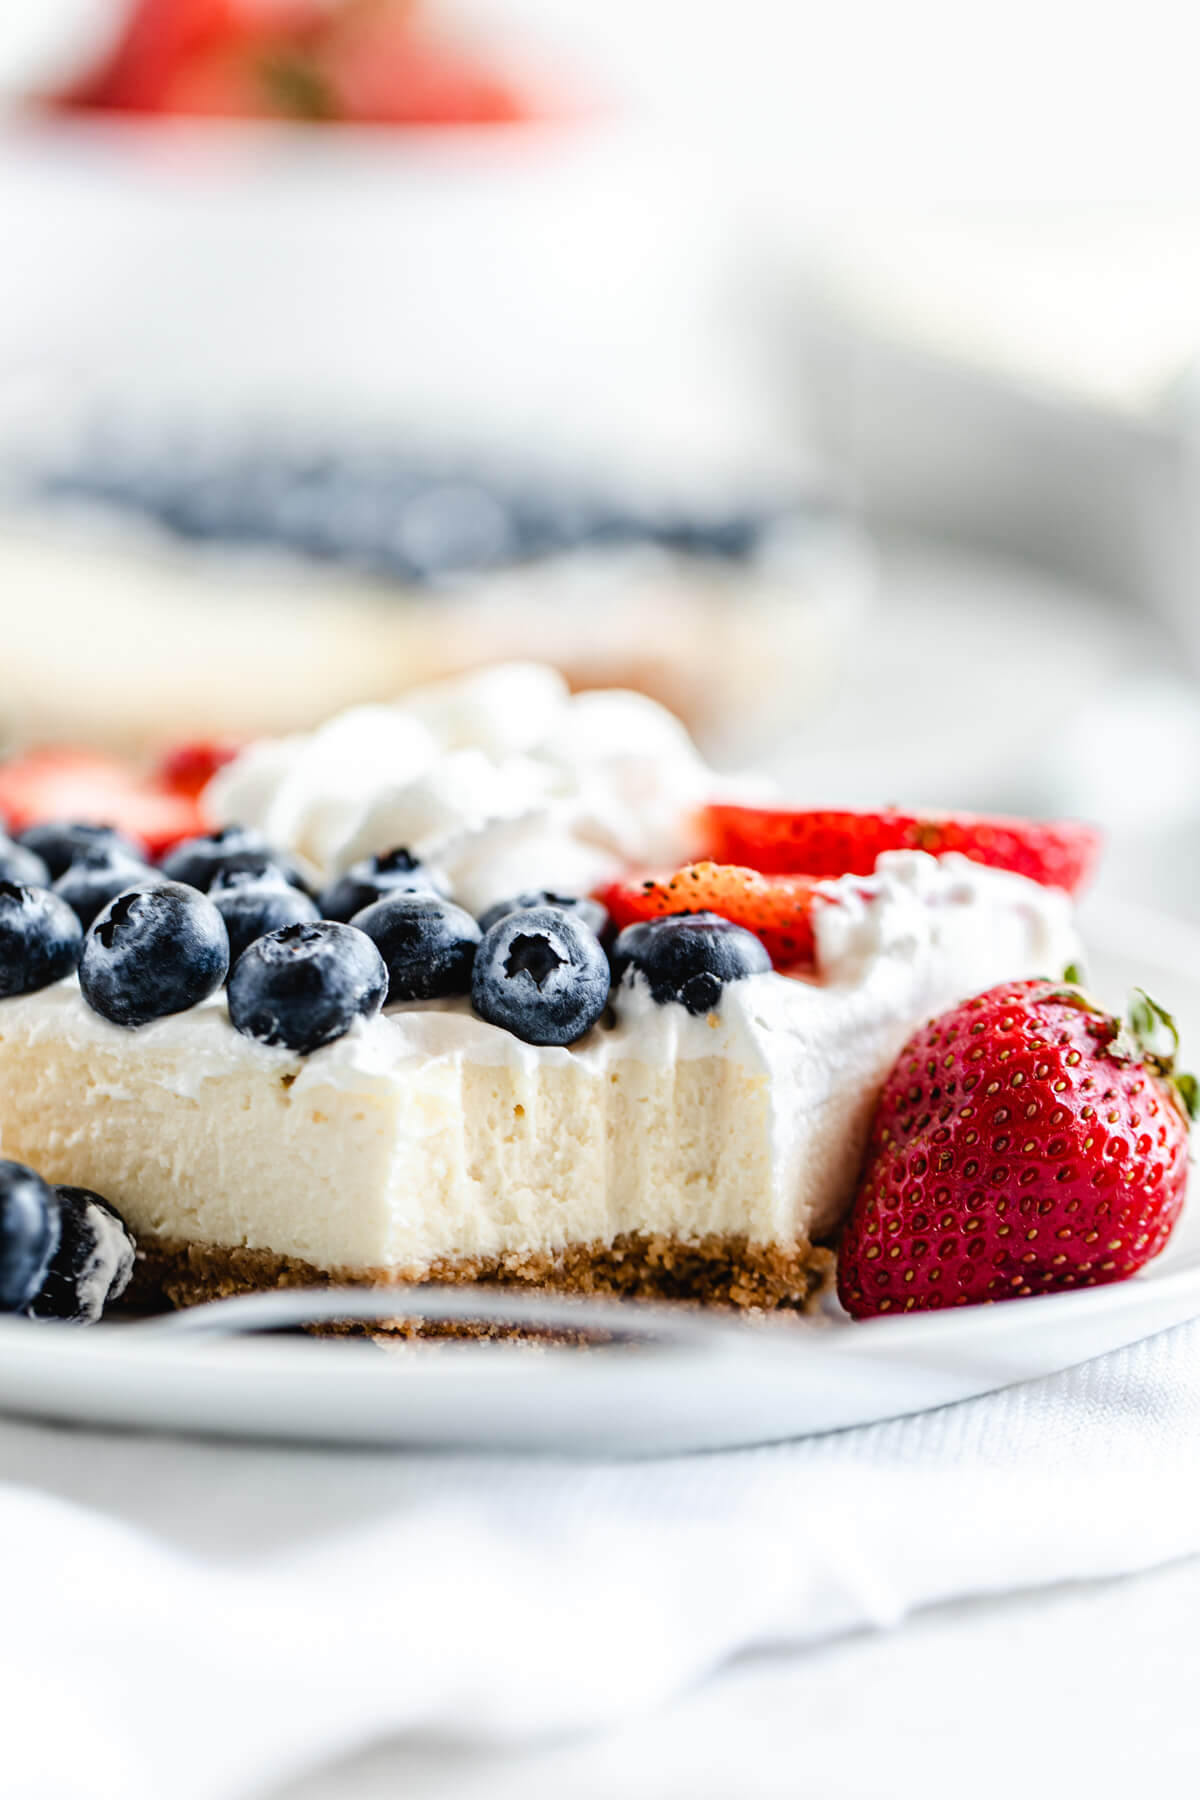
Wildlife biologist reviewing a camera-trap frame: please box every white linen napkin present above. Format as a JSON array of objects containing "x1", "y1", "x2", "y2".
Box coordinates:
[{"x1": 5, "y1": 1317, "x2": 1200, "y2": 1800}]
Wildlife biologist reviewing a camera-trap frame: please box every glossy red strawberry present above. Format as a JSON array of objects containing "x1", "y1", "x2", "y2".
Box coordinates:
[
  {"x1": 838, "y1": 979, "x2": 1195, "y2": 1318},
  {"x1": 704, "y1": 805, "x2": 1101, "y2": 895},
  {"x1": 0, "y1": 750, "x2": 208, "y2": 860},
  {"x1": 601, "y1": 862, "x2": 818, "y2": 968}
]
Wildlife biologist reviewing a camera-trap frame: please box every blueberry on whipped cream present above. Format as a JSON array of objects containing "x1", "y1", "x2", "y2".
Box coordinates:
[
  {"x1": 228, "y1": 920, "x2": 387, "y2": 1054},
  {"x1": 352, "y1": 893, "x2": 481, "y2": 1003},
  {"x1": 18, "y1": 820, "x2": 144, "y2": 882},
  {"x1": 209, "y1": 860, "x2": 320, "y2": 964},
  {"x1": 0, "y1": 1160, "x2": 60, "y2": 1313},
  {"x1": 0, "y1": 833, "x2": 50, "y2": 889},
  {"x1": 319, "y1": 847, "x2": 446, "y2": 924},
  {"x1": 612, "y1": 913, "x2": 770, "y2": 1016},
  {"x1": 53, "y1": 845, "x2": 162, "y2": 930},
  {"x1": 80, "y1": 883, "x2": 229, "y2": 1027},
  {"x1": 161, "y1": 826, "x2": 310, "y2": 895},
  {"x1": 471, "y1": 906, "x2": 610, "y2": 1047},
  {"x1": 0, "y1": 881, "x2": 83, "y2": 998},
  {"x1": 477, "y1": 890, "x2": 609, "y2": 940},
  {"x1": 26, "y1": 1185, "x2": 136, "y2": 1324}
]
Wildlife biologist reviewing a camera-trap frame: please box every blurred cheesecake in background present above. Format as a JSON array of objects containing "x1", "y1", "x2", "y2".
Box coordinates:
[
  {"x1": 0, "y1": 451, "x2": 869, "y2": 754},
  {"x1": 0, "y1": 0, "x2": 871, "y2": 755}
]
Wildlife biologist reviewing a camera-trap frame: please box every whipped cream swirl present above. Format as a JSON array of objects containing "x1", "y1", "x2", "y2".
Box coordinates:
[{"x1": 208, "y1": 664, "x2": 723, "y2": 911}]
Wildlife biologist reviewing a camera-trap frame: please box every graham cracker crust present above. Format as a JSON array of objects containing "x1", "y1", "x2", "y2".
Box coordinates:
[{"x1": 130, "y1": 1234, "x2": 835, "y2": 1337}]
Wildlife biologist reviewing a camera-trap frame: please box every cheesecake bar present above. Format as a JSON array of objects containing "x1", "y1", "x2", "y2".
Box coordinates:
[
  {"x1": 0, "y1": 665, "x2": 1087, "y2": 1323},
  {"x1": 0, "y1": 851, "x2": 1075, "y2": 1315}
]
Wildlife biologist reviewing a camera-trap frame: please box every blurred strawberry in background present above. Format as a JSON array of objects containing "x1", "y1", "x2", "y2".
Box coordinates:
[
  {"x1": 61, "y1": 0, "x2": 268, "y2": 114},
  {"x1": 316, "y1": 2, "x2": 528, "y2": 124},
  {"x1": 55, "y1": 0, "x2": 535, "y2": 124}
]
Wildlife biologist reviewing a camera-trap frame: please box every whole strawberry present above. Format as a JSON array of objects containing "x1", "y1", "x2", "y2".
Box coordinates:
[{"x1": 838, "y1": 977, "x2": 1195, "y2": 1317}]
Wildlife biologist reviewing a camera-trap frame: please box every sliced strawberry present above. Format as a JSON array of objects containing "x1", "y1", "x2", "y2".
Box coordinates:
[
  {"x1": 319, "y1": 17, "x2": 529, "y2": 125},
  {"x1": 60, "y1": 0, "x2": 532, "y2": 124},
  {"x1": 703, "y1": 805, "x2": 1101, "y2": 896},
  {"x1": 157, "y1": 739, "x2": 243, "y2": 801},
  {"x1": 156, "y1": 40, "x2": 296, "y2": 117},
  {"x1": 57, "y1": 0, "x2": 325, "y2": 114},
  {"x1": 59, "y1": 0, "x2": 242, "y2": 112},
  {"x1": 601, "y1": 862, "x2": 819, "y2": 968},
  {"x1": 0, "y1": 751, "x2": 209, "y2": 860}
]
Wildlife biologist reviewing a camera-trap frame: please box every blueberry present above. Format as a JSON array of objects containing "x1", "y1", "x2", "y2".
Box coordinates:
[
  {"x1": 160, "y1": 827, "x2": 310, "y2": 895},
  {"x1": 0, "y1": 834, "x2": 50, "y2": 889},
  {"x1": 18, "y1": 820, "x2": 146, "y2": 881},
  {"x1": 0, "y1": 882, "x2": 83, "y2": 998},
  {"x1": 209, "y1": 864, "x2": 320, "y2": 965},
  {"x1": 228, "y1": 921, "x2": 387, "y2": 1055},
  {"x1": 26, "y1": 1186, "x2": 135, "y2": 1324},
  {"x1": 477, "y1": 891, "x2": 609, "y2": 940},
  {"x1": 53, "y1": 848, "x2": 162, "y2": 931},
  {"x1": 319, "y1": 848, "x2": 446, "y2": 923},
  {"x1": 384, "y1": 481, "x2": 514, "y2": 579},
  {"x1": 650, "y1": 510, "x2": 768, "y2": 559},
  {"x1": 79, "y1": 883, "x2": 229, "y2": 1027},
  {"x1": 352, "y1": 894, "x2": 480, "y2": 1002},
  {"x1": 0, "y1": 1161, "x2": 60, "y2": 1313},
  {"x1": 611, "y1": 912, "x2": 770, "y2": 1015},
  {"x1": 195, "y1": 848, "x2": 313, "y2": 895},
  {"x1": 471, "y1": 906, "x2": 609, "y2": 1046},
  {"x1": 159, "y1": 824, "x2": 263, "y2": 881}
]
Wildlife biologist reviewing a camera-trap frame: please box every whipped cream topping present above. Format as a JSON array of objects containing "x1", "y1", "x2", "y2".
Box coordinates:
[
  {"x1": 811, "y1": 849, "x2": 1077, "y2": 990},
  {"x1": 208, "y1": 663, "x2": 721, "y2": 913}
]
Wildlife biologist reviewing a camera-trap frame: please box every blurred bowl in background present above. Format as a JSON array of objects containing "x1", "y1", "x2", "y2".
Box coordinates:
[
  {"x1": 0, "y1": 452, "x2": 870, "y2": 755},
  {"x1": 0, "y1": 109, "x2": 781, "y2": 491}
]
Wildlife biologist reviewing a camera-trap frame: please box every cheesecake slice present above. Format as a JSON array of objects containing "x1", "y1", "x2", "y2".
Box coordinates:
[{"x1": 0, "y1": 853, "x2": 1076, "y2": 1317}]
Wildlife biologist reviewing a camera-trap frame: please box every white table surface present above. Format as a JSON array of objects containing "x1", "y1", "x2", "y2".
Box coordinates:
[{"x1": 275, "y1": 1551, "x2": 1200, "y2": 1800}]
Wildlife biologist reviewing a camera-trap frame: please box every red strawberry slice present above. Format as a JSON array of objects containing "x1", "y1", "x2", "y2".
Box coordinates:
[
  {"x1": 156, "y1": 40, "x2": 303, "y2": 117},
  {"x1": 320, "y1": 29, "x2": 528, "y2": 125},
  {"x1": 601, "y1": 862, "x2": 819, "y2": 968},
  {"x1": 0, "y1": 750, "x2": 209, "y2": 860},
  {"x1": 315, "y1": 0, "x2": 529, "y2": 126},
  {"x1": 157, "y1": 739, "x2": 243, "y2": 801},
  {"x1": 61, "y1": 0, "x2": 531, "y2": 124},
  {"x1": 58, "y1": 0, "x2": 246, "y2": 112},
  {"x1": 703, "y1": 805, "x2": 1101, "y2": 896}
]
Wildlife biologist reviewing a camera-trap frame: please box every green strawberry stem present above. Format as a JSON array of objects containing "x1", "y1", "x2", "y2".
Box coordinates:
[
  {"x1": 1127, "y1": 989, "x2": 1198, "y2": 1123},
  {"x1": 1053, "y1": 970, "x2": 1196, "y2": 1125},
  {"x1": 258, "y1": 51, "x2": 336, "y2": 119}
]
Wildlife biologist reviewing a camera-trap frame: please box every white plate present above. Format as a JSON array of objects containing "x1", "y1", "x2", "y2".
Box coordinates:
[{"x1": 0, "y1": 895, "x2": 1196, "y2": 1457}]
